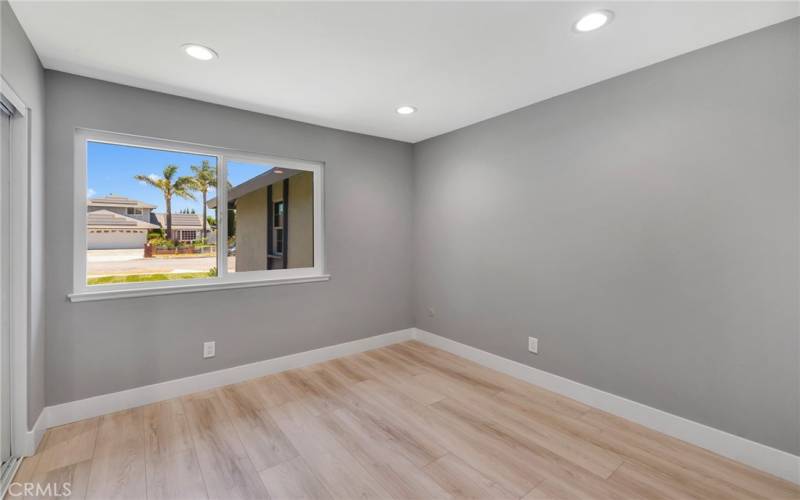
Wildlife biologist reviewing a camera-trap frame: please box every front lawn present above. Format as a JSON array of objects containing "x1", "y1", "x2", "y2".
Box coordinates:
[{"x1": 88, "y1": 272, "x2": 213, "y2": 285}]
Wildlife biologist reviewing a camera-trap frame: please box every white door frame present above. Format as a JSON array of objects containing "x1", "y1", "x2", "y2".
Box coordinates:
[{"x1": 0, "y1": 76, "x2": 32, "y2": 457}]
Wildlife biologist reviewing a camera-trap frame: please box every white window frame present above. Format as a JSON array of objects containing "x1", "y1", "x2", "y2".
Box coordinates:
[{"x1": 69, "y1": 129, "x2": 328, "y2": 302}]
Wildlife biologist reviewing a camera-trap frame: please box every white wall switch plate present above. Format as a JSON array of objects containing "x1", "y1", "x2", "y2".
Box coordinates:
[
  {"x1": 203, "y1": 341, "x2": 216, "y2": 359},
  {"x1": 528, "y1": 337, "x2": 539, "y2": 354}
]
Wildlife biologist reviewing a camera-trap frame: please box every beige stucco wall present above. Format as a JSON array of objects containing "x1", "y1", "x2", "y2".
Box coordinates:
[
  {"x1": 288, "y1": 171, "x2": 314, "y2": 268},
  {"x1": 234, "y1": 171, "x2": 314, "y2": 271},
  {"x1": 234, "y1": 187, "x2": 267, "y2": 272}
]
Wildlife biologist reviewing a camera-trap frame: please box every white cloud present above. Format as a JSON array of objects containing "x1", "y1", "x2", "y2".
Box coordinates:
[
  {"x1": 139, "y1": 173, "x2": 161, "y2": 185},
  {"x1": 87, "y1": 188, "x2": 96, "y2": 198}
]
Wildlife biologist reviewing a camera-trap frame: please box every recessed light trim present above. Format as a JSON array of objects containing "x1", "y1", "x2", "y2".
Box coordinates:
[
  {"x1": 574, "y1": 10, "x2": 613, "y2": 33},
  {"x1": 182, "y1": 43, "x2": 218, "y2": 61},
  {"x1": 396, "y1": 105, "x2": 417, "y2": 115}
]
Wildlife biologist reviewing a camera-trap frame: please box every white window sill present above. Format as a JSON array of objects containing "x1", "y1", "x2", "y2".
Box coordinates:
[{"x1": 68, "y1": 274, "x2": 331, "y2": 302}]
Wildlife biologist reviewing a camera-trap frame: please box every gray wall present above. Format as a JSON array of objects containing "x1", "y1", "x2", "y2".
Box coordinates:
[
  {"x1": 413, "y1": 19, "x2": 799, "y2": 454},
  {"x1": 45, "y1": 71, "x2": 414, "y2": 405},
  {"x1": 1, "y1": 1, "x2": 46, "y2": 429}
]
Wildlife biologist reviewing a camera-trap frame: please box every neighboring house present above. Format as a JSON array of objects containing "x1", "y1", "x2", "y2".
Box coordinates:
[
  {"x1": 87, "y1": 195, "x2": 159, "y2": 249},
  {"x1": 88, "y1": 194, "x2": 156, "y2": 221},
  {"x1": 87, "y1": 209, "x2": 160, "y2": 249},
  {"x1": 208, "y1": 169, "x2": 313, "y2": 272},
  {"x1": 87, "y1": 195, "x2": 207, "y2": 249},
  {"x1": 151, "y1": 213, "x2": 206, "y2": 242}
]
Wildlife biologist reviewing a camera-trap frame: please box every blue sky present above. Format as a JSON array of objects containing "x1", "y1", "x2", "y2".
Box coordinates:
[{"x1": 87, "y1": 142, "x2": 273, "y2": 214}]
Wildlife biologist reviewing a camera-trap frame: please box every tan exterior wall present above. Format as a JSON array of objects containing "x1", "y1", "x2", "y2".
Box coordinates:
[
  {"x1": 233, "y1": 171, "x2": 314, "y2": 271},
  {"x1": 288, "y1": 171, "x2": 314, "y2": 268},
  {"x1": 234, "y1": 187, "x2": 267, "y2": 272}
]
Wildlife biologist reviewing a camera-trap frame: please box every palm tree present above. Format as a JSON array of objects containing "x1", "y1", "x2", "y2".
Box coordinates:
[
  {"x1": 134, "y1": 165, "x2": 196, "y2": 242},
  {"x1": 189, "y1": 160, "x2": 217, "y2": 240}
]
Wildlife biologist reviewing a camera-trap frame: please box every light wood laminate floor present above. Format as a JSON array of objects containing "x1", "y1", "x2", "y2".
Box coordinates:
[{"x1": 9, "y1": 341, "x2": 800, "y2": 499}]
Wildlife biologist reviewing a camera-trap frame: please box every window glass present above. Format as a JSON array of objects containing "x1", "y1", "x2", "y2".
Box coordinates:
[
  {"x1": 225, "y1": 161, "x2": 314, "y2": 272},
  {"x1": 86, "y1": 141, "x2": 217, "y2": 285}
]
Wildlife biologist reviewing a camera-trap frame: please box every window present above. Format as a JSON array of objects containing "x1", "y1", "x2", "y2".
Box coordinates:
[
  {"x1": 225, "y1": 161, "x2": 316, "y2": 273},
  {"x1": 273, "y1": 201, "x2": 285, "y2": 257},
  {"x1": 71, "y1": 129, "x2": 326, "y2": 301}
]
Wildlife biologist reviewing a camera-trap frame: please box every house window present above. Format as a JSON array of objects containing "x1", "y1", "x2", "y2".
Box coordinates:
[
  {"x1": 273, "y1": 201, "x2": 285, "y2": 256},
  {"x1": 274, "y1": 228, "x2": 284, "y2": 255},
  {"x1": 72, "y1": 129, "x2": 326, "y2": 301}
]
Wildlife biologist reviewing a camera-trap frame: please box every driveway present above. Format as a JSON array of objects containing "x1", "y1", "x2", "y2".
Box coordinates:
[
  {"x1": 87, "y1": 249, "x2": 144, "y2": 262},
  {"x1": 87, "y1": 251, "x2": 235, "y2": 277}
]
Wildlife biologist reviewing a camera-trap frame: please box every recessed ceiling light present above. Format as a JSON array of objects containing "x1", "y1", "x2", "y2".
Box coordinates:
[
  {"x1": 273, "y1": 169, "x2": 284, "y2": 174},
  {"x1": 396, "y1": 105, "x2": 417, "y2": 115},
  {"x1": 574, "y1": 10, "x2": 613, "y2": 33},
  {"x1": 182, "y1": 43, "x2": 218, "y2": 61}
]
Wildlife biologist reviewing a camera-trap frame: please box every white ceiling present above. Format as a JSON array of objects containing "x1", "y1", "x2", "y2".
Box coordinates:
[{"x1": 10, "y1": 1, "x2": 799, "y2": 143}]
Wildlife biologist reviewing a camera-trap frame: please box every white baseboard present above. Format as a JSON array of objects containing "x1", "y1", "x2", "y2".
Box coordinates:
[
  {"x1": 17, "y1": 410, "x2": 46, "y2": 456},
  {"x1": 412, "y1": 328, "x2": 800, "y2": 485},
  {"x1": 43, "y1": 328, "x2": 415, "y2": 431}
]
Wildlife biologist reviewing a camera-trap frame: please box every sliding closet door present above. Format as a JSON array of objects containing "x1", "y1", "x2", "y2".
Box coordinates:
[{"x1": 0, "y1": 104, "x2": 12, "y2": 471}]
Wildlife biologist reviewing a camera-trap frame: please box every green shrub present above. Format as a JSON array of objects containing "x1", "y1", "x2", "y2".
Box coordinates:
[{"x1": 148, "y1": 237, "x2": 175, "y2": 248}]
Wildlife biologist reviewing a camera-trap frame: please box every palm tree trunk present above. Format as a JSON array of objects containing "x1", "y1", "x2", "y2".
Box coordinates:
[
  {"x1": 166, "y1": 196, "x2": 173, "y2": 241},
  {"x1": 202, "y1": 190, "x2": 208, "y2": 240}
]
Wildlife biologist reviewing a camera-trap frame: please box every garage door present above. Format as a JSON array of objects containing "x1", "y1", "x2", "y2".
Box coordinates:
[{"x1": 88, "y1": 230, "x2": 147, "y2": 250}]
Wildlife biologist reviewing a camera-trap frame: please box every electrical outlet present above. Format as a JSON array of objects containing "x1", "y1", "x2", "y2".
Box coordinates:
[
  {"x1": 528, "y1": 337, "x2": 539, "y2": 354},
  {"x1": 203, "y1": 341, "x2": 216, "y2": 359},
  {"x1": 427, "y1": 307, "x2": 436, "y2": 318}
]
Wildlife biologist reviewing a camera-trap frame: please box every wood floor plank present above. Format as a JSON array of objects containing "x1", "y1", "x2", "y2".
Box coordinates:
[
  {"x1": 21, "y1": 460, "x2": 93, "y2": 500},
  {"x1": 416, "y1": 371, "x2": 624, "y2": 479},
  {"x1": 8, "y1": 452, "x2": 41, "y2": 485},
  {"x1": 428, "y1": 397, "x2": 637, "y2": 498},
  {"x1": 85, "y1": 409, "x2": 146, "y2": 500},
  {"x1": 274, "y1": 369, "x2": 343, "y2": 416},
  {"x1": 606, "y1": 461, "x2": 714, "y2": 500},
  {"x1": 521, "y1": 479, "x2": 607, "y2": 500},
  {"x1": 312, "y1": 365, "x2": 448, "y2": 468},
  {"x1": 350, "y1": 378, "x2": 540, "y2": 497},
  {"x1": 216, "y1": 383, "x2": 298, "y2": 471},
  {"x1": 324, "y1": 356, "x2": 372, "y2": 384},
  {"x1": 400, "y1": 341, "x2": 592, "y2": 417},
  {"x1": 259, "y1": 456, "x2": 333, "y2": 500},
  {"x1": 143, "y1": 400, "x2": 208, "y2": 500},
  {"x1": 363, "y1": 348, "x2": 428, "y2": 377},
  {"x1": 320, "y1": 408, "x2": 451, "y2": 499},
  {"x1": 268, "y1": 400, "x2": 394, "y2": 499},
  {"x1": 248, "y1": 374, "x2": 293, "y2": 409},
  {"x1": 423, "y1": 453, "x2": 518, "y2": 500},
  {"x1": 391, "y1": 342, "x2": 506, "y2": 396},
  {"x1": 351, "y1": 351, "x2": 446, "y2": 405},
  {"x1": 34, "y1": 418, "x2": 99, "y2": 475},
  {"x1": 345, "y1": 378, "x2": 451, "y2": 464},
  {"x1": 181, "y1": 392, "x2": 268, "y2": 500},
  {"x1": 583, "y1": 409, "x2": 800, "y2": 499},
  {"x1": 492, "y1": 390, "x2": 603, "y2": 434}
]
